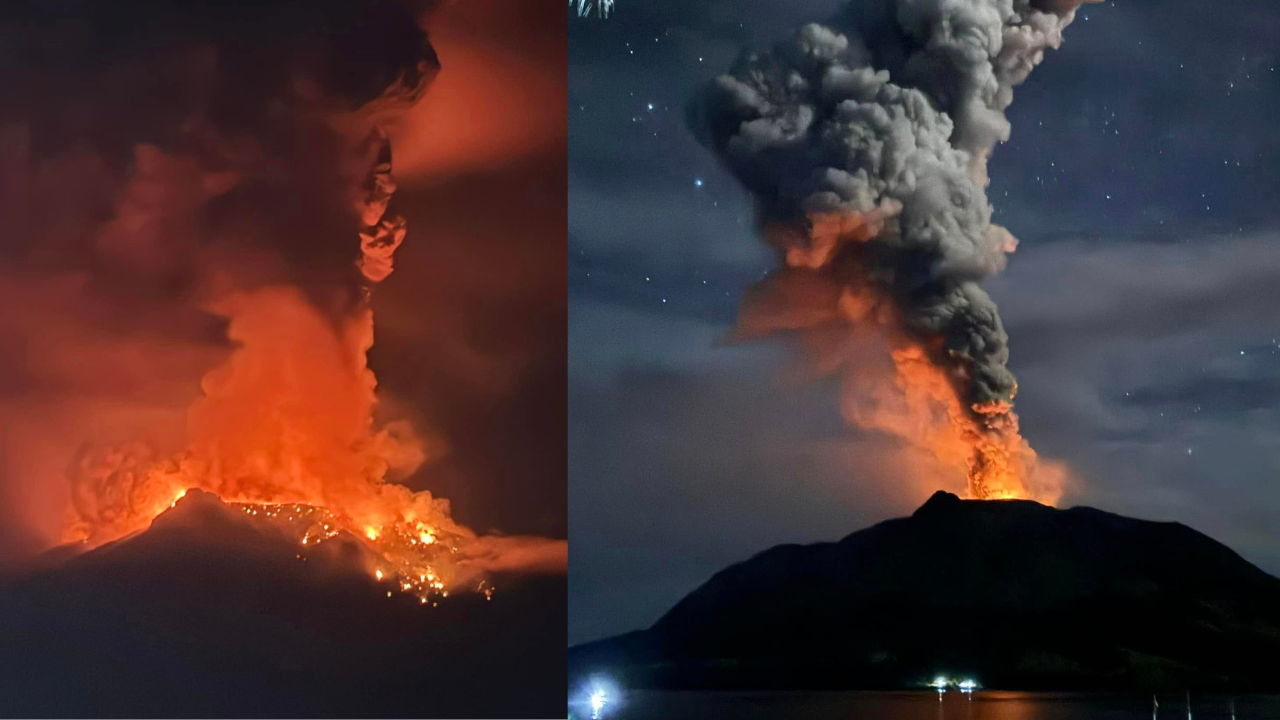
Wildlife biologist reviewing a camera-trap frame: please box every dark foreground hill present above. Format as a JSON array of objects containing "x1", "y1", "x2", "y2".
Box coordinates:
[
  {"x1": 0, "y1": 491, "x2": 563, "y2": 717},
  {"x1": 569, "y1": 491, "x2": 1280, "y2": 691}
]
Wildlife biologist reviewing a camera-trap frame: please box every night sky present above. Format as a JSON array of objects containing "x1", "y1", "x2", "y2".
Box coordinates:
[{"x1": 569, "y1": 0, "x2": 1280, "y2": 646}]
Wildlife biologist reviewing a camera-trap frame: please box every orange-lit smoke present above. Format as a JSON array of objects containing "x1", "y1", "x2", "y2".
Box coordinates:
[
  {"x1": 53, "y1": 137, "x2": 564, "y2": 598},
  {"x1": 848, "y1": 343, "x2": 1064, "y2": 503},
  {"x1": 61, "y1": 287, "x2": 460, "y2": 545},
  {"x1": 742, "y1": 211, "x2": 1065, "y2": 504}
]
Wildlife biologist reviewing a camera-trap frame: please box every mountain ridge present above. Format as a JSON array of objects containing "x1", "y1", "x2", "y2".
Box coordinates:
[
  {"x1": 569, "y1": 491, "x2": 1280, "y2": 691},
  {"x1": 0, "y1": 490, "x2": 565, "y2": 717}
]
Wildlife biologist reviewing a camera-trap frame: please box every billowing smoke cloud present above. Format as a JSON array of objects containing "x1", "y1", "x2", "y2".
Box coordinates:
[
  {"x1": 0, "y1": 0, "x2": 430, "y2": 549},
  {"x1": 690, "y1": 0, "x2": 1096, "y2": 500},
  {"x1": 0, "y1": 0, "x2": 564, "y2": 582}
]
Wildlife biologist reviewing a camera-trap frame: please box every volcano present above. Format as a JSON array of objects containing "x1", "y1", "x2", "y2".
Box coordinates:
[
  {"x1": 569, "y1": 492, "x2": 1280, "y2": 691},
  {"x1": 0, "y1": 491, "x2": 563, "y2": 717}
]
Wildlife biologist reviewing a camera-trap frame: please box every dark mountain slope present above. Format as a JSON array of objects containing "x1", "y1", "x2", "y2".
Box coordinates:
[
  {"x1": 0, "y1": 491, "x2": 563, "y2": 717},
  {"x1": 569, "y1": 491, "x2": 1280, "y2": 690}
]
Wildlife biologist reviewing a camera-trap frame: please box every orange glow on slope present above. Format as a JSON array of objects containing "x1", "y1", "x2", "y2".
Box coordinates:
[{"x1": 230, "y1": 500, "x2": 455, "y2": 601}]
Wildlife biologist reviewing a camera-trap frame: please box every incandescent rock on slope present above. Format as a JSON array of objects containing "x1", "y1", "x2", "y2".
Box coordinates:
[{"x1": 0, "y1": 491, "x2": 563, "y2": 717}]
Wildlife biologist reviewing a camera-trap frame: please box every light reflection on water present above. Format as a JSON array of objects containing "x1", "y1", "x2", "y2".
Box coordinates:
[{"x1": 613, "y1": 690, "x2": 1280, "y2": 720}]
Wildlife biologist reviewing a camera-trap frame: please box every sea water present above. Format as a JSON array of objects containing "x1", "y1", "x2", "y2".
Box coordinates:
[{"x1": 602, "y1": 690, "x2": 1280, "y2": 719}]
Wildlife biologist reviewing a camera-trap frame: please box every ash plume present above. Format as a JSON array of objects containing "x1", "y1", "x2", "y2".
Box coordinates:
[{"x1": 690, "y1": 0, "x2": 1097, "y2": 499}]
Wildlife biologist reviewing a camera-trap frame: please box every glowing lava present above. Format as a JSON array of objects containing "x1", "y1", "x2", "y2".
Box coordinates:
[{"x1": 226, "y1": 500, "x2": 468, "y2": 602}]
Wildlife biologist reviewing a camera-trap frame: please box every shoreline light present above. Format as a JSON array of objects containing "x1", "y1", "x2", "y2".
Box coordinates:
[{"x1": 589, "y1": 689, "x2": 608, "y2": 719}]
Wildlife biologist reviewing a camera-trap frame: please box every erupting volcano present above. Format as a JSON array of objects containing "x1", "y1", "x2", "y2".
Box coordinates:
[
  {"x1": 55, "y1": 128, "x2": 485, "y2": 602},
  {"x1": 691, "y1": 0, "x2": 1098, "y2": 502},
  {"x1": 0, "y1": 0, "x2": 562, "y2": 600}
]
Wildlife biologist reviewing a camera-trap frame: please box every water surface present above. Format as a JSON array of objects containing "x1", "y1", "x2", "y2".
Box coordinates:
[{"x1": 606, "y1": 690, "x2": 1280, "y2": 719}]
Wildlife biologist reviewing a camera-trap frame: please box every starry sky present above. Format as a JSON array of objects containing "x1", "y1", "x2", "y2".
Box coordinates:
[{"x1": 568, "y1": 0, "x2": 1280, "y2": 646}]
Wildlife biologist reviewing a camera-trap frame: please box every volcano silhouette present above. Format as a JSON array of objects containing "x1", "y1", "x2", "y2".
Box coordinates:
[
  {"x1": 0, "y1": 490, "x2": 563, "y2": 717},
  {"x1": 569, "y1": 491, "x2": 1280, "y2": 691}
]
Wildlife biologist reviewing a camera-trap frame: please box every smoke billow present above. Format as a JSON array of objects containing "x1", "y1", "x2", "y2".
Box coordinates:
[
  {"x1": 691, "y1": 0, "x2": 1096, "y2": 500},
  {"x1": 0, "y1": 0, "x2": 564, "y2": 584}
]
